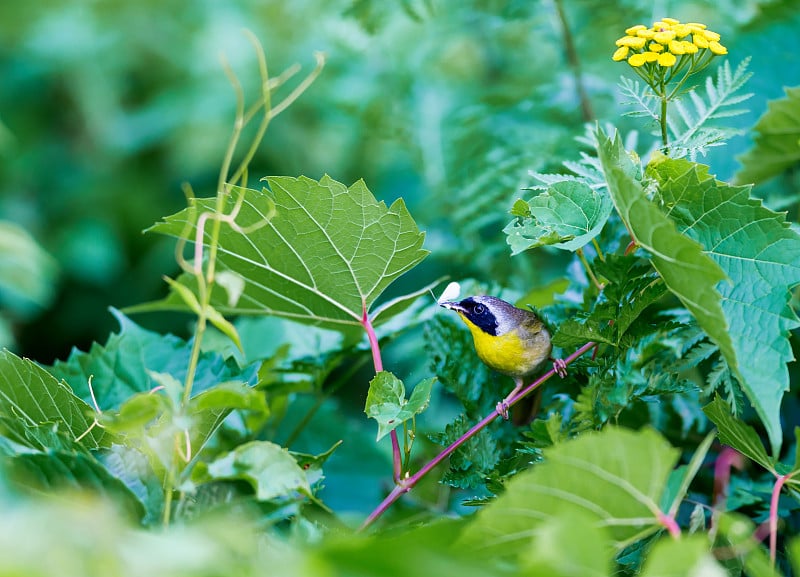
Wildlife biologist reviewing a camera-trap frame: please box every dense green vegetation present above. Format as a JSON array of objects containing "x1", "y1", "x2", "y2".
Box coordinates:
[{"x1": 1, "y1": 1, "x2": 800, "y2": 575}]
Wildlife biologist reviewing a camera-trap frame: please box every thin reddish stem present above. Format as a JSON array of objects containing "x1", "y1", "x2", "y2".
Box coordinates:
[
  {"x1": 361, "y1": 305, "x2": 402, "y2": 482},
  {"x1": 360, "y1": 340, "x2": 597, "y2": 530},
  {"x1": 770, "y1": 471, "x2": 797, "y2": 566},
  {"x1": 657, "y1": 511, "x2": 681, "y2": 539}
]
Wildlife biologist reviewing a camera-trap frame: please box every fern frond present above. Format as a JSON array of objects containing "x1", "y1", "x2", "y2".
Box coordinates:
[
  {"x1": 668, "y1": 58, "x2": 753, "y2": 159},
  {"x1": 618, "y1": 76, "x2": 660, "y2": 122}
]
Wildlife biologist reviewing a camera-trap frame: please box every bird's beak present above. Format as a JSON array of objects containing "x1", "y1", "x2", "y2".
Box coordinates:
[{"x1": 439, "y1": 301, "x2": 464, "y2": 313}]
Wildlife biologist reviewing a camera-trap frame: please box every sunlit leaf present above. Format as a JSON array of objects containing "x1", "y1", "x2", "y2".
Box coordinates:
[
  {"x1": 462, "y1": 427, "x2": 679, "y2": 553},
  {"x1": 505, "y1": 180, "x2": 613, "y2": 254},
  {"x1": 148, "y1": 176, "x2": 429, "y2": 331},
  {"x1": 198, "y1": 440, "x2": 311, "y2": 501},
  {"x1": 364, "y1": 372, "x2": 434, "y2": 441}
]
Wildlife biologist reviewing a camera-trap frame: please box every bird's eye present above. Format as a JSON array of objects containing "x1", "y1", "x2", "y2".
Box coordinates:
[{"x1": 473, "y1": 303, "x2": 485, "y2": 315}]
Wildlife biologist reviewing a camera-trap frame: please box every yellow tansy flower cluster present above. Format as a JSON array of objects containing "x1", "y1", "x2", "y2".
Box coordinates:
[{"x1": 613, "y1": 18, "x2": 727, "y2": 70}]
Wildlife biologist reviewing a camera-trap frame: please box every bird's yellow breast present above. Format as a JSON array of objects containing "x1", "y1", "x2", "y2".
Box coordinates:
[{"x1": 458, "y1": 313, "x2": 548, "y2": 379}]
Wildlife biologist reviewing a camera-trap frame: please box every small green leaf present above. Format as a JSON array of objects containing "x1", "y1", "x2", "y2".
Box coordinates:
[
  {"x1": 364, "y1": 372, "x2": 434, "y2": 441},
  {"x1": 189, "y1": 381, "x2": 267, "y2": 414},
  {"x1": 200, "y1": 440, "x2": 310, "y2": 501},
  {"x1": 99, "y1": 393, "x2": 167, "y2": 434},
  {"x1": 0, "y1": 350, "x2": 108, "y2": 449},
  {"x1": 504, "y1": 180, "x2": 613, "y2": 254},
  {"x1": 736, "y1": 86, "x2": 800, "y2": 185},
  {"x1": 703, "y1": 396, "x2": 775, "y2": 473},
  {"x1": 148, "y1": 176, "x2": 429, "y2": 331}
]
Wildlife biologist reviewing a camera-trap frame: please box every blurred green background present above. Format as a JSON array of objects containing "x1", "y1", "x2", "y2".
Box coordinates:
[{"x1": 1, "y1": 0, "x2": 797, "y2": 362}]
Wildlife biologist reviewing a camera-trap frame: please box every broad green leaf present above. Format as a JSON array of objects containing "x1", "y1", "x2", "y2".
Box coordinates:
[
  {"x1": 639, "y1": 536, "x2": 726, "y2": 577},
  {"x1": 596, "y1": 130, "x2": 735, "y2": 404},
  {"x1": 736, "y1": 86, "x2": 800, "y2": 185},
  {"x1": 198, "y1": 440, "x2": 311, "y2": 501},
  {"x1": 703, "y1": 396, "x2": 775, "y2": 473},
  {"x1": 3, "y1": 451, "x2": 144, "y2": 521},
  {"x1": 504, "y1": 180, "x2": 613, "y2": 254},
  {"x1": 49, "y1": 309, "x2": 258, "y2": 411},
  {"x1": 521, "y1": 510, "x2": 613, "y2": 577},
  {"x1": 148, "y1": 176, "x2": 429, "y2": 331},
  {"x1": 461, "y1": 427, "x2": 680, "y2": 553},
  {"x1": 0, "y1": 350, "x2": 108, "y2": 449},
  {"x1": 364, "y1": 372, "x2": 434, "y2": 441},
  {"x1": 649, "y1": 157, "x2": 800, "y2": 454}
]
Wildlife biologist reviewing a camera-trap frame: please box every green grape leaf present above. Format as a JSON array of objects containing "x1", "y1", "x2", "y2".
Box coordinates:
[
  {"x1": 48, "y1": 309, "x2": 258, "y2": 411},
  {"x1": 596, "y1": 130, "x2": 735, "y2": 403},
  {"x1": 0, "y1": 350, "x2": 108, "y2": 450},
  {"x1": 521, "y1": 510, "x2": 614, "y2": 576},
  {"x1": 639, "y1": 536, "x2": 726, "y2": 577},
  {"x1": 461, "y1": 427, "x2": 679, "y2": 553},
  {"x1": 702, "y1": 396, "x2": 774, "y2": 473},
  {"x1": 147, "y1": 176, "x2": 429, "y2": 331},
  {"x1": 364, "y1": 371, "x2": 434, "y2": 441},
  {"x1": 504, "y1": 180, "x2": 613, "y2": 254},
  {"x1": 196, "y1": 440, "x2": 311, "y2": 501},
  {"x1": 649, "y1": 157, "x2": 800, "y2": 454},
  {"x1": 736, "y1": 86, "x2": 800, "y2": 185}
]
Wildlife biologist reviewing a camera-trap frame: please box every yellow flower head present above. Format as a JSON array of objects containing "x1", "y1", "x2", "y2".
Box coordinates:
[
  {"x1": 612, "y1": 18, "x2": 727, "y2": 69},
  {"x1": 616, "y1": 35, "x2": 647, "y2": 49},
  {"x1": 626, "y1": 24, "x2": 647, "y2": 35},
  {"x1": 668, "y1": 40, "x2": 685, "y2": 55},
  {"x1": 693, "y1": 34, "x2": 709, "y2": 49},
  {"x1": 613, "y1": 46, "x2": 629, "y2": 61},
  {"x1": 709, "y1": 41, "x2": 728, "y2": 55},
  {"x1": 628, "y1": 53, "x2": 647, "y2": 67},
  {"x1": 658, "y1": 52, "x2": 677, "y2": 67}
]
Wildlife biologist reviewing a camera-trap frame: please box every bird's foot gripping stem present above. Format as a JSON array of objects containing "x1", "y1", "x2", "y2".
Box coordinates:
[
  {"x1": 553, "y1": 358, "x2": 568, "y2": 378},
  {"x1": 496, "y1": 399, "x2": 511, "y2": 420}
]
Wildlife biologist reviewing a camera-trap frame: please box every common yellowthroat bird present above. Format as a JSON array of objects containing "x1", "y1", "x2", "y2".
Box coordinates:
[{"x1": 440, "y1": 295, "x2": 566, "y2": 420}]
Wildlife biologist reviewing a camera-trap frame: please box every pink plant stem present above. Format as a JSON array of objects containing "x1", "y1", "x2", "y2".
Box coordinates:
[
  {"x1": 360, "y1": 340, "x2": 597, "y2": 530},
  {"x1": 657, "y1": 511, "x2": 681, "y2": 539},
  {"x1": 361, "y1": 307, "x2": 402, "y2": 482},
  {"x1": 712, "y1": 447, "x2": 744, "y2": 511},
  {"x1": 770, "y1": 471, "x2": 797, "y2": 566}
]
